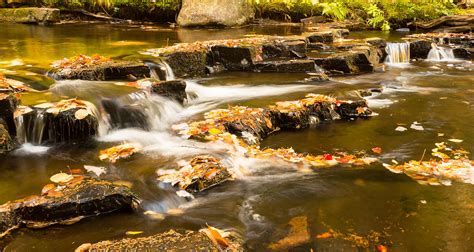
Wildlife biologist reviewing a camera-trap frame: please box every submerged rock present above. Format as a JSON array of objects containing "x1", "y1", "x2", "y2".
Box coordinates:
[
  {"x1": 48, "y1": 56, "x2": 150, "y2": 81},
  {"x1": 101, "y1": 98, "x2": 149, "y2": 130},
  {"x1": 0, "y1": 177, "x2": 138, "y2": 238},
  {"x1": 151, "y1": 79, "x2": 187, "y2": 104},
  {"x1": 159, "y1": 155, "x2": 232, "y2": 193},
  {"x1": 177, "y1": 0, "x2": 254, "y2": 27},
  {"x1": 0, "y1": 7, "x2": 59, "y2": 24}
]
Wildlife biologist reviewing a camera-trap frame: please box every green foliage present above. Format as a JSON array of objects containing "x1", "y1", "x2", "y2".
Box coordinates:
[
  {"x1": 365, "y1": 3, "x2": 390, "y2": 31},
  {"x1": 319, "y1": 1, "x2": 348, "y2": 21}
]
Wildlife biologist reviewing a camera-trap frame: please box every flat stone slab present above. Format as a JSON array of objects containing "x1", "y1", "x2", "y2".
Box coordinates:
[
  {"x1": 254, "y1": 59, "x2": 316, "y2": 73},
  {"x1": 0, "y1": 7, "x2": 59, "y2": 24},
  {"x1": 0, "y1": 177, "x2": 138, "y2": 238},
  {"x1": 48, "y1": 56, "x2": 150, "y2": 81},
  {"x1": 79, "y1": 229, "x2": 218, "y2": 251}
]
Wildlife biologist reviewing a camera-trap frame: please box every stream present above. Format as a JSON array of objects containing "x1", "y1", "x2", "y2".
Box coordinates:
[{"x1": 0, "y1": 23, "x2": 473, "y2": 251}]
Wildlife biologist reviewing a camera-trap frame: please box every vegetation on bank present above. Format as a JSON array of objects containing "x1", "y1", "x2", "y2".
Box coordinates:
[{"x1": 3, "y1": 0, "x2": 466, "y2": 30}]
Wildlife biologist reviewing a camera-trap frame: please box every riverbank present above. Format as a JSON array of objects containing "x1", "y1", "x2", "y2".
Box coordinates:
[{"x1": 0, "y1": 0, "x2": 471, "y2": 30}]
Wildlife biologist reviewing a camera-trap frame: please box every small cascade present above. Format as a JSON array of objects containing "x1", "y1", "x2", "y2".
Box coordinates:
[
  {"x1": 427, "y1": 43, "x2": 456, "y2": 62},
  {"x1": 385, "y1": 42, "x2": 410, "y2": 64},
  {"x1": 146, "y1": 60, "x2": 175, "y2": 81},
  {"x1": 14, "y1": 110, "x2": 46, "y2": 145}
]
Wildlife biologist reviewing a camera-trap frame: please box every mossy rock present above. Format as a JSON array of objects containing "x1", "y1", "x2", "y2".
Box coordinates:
[{"x1": 0, "y1": 7, "x2": 59, "y2": 24}]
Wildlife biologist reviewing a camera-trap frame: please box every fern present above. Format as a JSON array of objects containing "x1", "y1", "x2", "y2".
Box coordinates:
[
  {"x1": 365, "y1": 3, "x2": 390, "y2": 31},
  {"x1": 319, "y1": 1, "x2": 348, "y2": 21}
]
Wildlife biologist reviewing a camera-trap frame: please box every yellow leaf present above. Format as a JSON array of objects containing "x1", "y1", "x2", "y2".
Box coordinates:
[
  {"x1": 125, "y1": 231, "x2": 143, "y2": 235},
  {"x1": 208, "y1": 128, "x2": 222, "y2": 135},
  {"x1": 448, "y1": 139, "x2": 463, "y2": 143},
  {"x1": 74, "y1": 109, "x2": 90, "y2": 120},
  {"x1": 50, "y1": 173, "x2": 74, "y2": 184}
]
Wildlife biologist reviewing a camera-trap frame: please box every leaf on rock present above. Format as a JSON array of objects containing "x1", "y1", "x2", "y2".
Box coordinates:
[
  {"x1": 74, "y1": 109, "x2": 90, "y2": 120},
  {"x1": 50, "y1": 173, "x2": 74, "y2": 184},
  {"x1": 200, "y1": 225, "x2": 231, "y2": 249}
]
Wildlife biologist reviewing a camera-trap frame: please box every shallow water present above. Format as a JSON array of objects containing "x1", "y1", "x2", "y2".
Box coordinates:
[{"x1": 0, "y1": 23, "x2": 473, "y2": 251}]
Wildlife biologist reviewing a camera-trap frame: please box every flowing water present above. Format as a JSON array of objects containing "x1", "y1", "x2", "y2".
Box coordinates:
[
  {"x1": 427, "y1": 43, "x2": 457, "y2": 62},
  {"x1": 0, "y1": 24, "x2": 473, "y2": 251}
]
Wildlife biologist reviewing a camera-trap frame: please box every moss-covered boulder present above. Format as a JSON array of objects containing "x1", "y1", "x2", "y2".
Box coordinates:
[{"x1": 0, "y1": 7, "x2": 59, "y2": 24}]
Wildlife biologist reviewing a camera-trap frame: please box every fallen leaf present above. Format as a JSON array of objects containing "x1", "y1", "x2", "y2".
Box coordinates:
[
  {"x1": 144, "y1": 210, "x2": 165, "y2": 220},
  {"x1": 200, "y1": 225, "x2": 231, "y2": 249},
  {"x1": 84, "y1": 165, "x2": 107, "y2": 177},
  {"x1": 395, "y1": 126, "x2": 407, "y2": 132},
  {"x1": 371, "y1": 147, "x2": 382, "y2": 154},
  {"x1": 377, "y1": 244, "x2": 388, "y2": 252},
  {"x1": 208, "y1": 128, "x2": 222, "y2": 135},
  {"x1": 74, "y1": 109, "x2": 90, "y2": 120},
  {"x1": 166, "y1": 208, "x2": 184, "y2": 216},
  {"x1": 316, "y1": 232, "x2": 332, "y2": 239},
  {"x1": 125, "y1": 231, "x2": 143, "y2": 235},
  {"x1": 50, "y1": 173, "x2": 74, "y2": 184},
  {"x1": 448, "y1": 139, "x2": 463, "y2": 143},
  {"x1": 410, "y1": 122, "x2": 424, "y2": 131},
  {"x1": 41, "y1": 184, "x2": 56, "y2": 195}
]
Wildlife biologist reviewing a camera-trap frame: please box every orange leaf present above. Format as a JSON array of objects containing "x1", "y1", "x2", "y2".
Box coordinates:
[
  {"x1": 377, "y1": 245, "x2": 388, "y2": 252},
  {"x1": 316, "y1": 232, "x2": 332, "y2": 239},
  {"x1": 371, "y1": 147, "x2": 382, "y2": 154}
]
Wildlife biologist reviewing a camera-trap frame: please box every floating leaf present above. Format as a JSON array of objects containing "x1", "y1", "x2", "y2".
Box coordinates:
[
  {"x1": 84, "y1": 165, "x2": 107, "y2": 177},
  {"x1": 200, "y1": 225, "x2": 231, "y2": 249},
  {"x1": 371, "y1": 147, "x2": 382, "y2": 154},
  {"x1": 74, "y1": 109, "x2": 90, "y2": 120},
  {"x1": 316, "y1": 232, "x2": 332, "y2": 239},
  {"x1": 125, "y1": 231, "x2": 143, "y2": 235},
  {"x1": 448, "y1": 139, "x2": 463, "y2": 143},
  {"x1": 395, "y1": 126, "x2": 407, "y2": 132}
]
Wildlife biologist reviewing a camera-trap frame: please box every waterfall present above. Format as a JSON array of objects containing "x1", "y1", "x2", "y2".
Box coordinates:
[
  {"x1": 146, "y1": 60, "x2": 175, "y2": 81},
  {"x1": 14, "y1": 115, "x2": 27, "y2": 144},
  {"x1": 426, "y1": 43, "x2": 456, "y2": 62},
  {"x1": 31, "y1": 112, "x2": 45, "y2": 145},
  {"x1": 385, "y1": 42, "x2": 410, "y2": 64},
  {"x1": 14, "y1": 110, "x2": 46, "y2": 145}
]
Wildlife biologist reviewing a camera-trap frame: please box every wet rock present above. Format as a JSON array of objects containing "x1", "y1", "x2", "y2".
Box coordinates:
[
  {"x1": 43, "y1": 107, "x2": 98, "y2": 144},
  {"x1": 48, "y1": 61, "x2": 150, "y2": 81},
  {"x1": 307, "y1": 31, "x2": 335, "y2": 43},
  {"x1": 223, "y1": 109, "x2": 275, "y2": 144},
  {"x1": 336, "y1": 100, "x2": 372, "y2": 119},
  {"x1": 210, "y1": 45, "x2": 257, "y2": 71},
  {"x1": 0, "y1": 7, "x2": 59, "y2": 24},
  {"x1": 304, "y1": 72, "x2": 329, "y2": 82},
  {"x1": 80, "y1": 229, "x2": 219, "y2": 251},
  {"x1": 177, "y1": 0, "x2": 254, "y2": 27},
  {"x1": 159, "y1": 155, "x2": 232, "y2": 193},
  {"x1": 365, "y1": 37, "x2": 387, "y2": 49},
  {"x1": 0, "y1": 122, "x2": 14, "y2": 153},
  {"x1": 163, "y1": 50, "x2": 208, "y2": 78},
  {"x1": 313, "y1": 46, "x2": 382, "y2": 75},
  {"x1": 300, "y1": 16, "x2": 328, "y2": 27},
  {"x1": 151, "y1": 79, "x2": 187, "y2": 104},
  {"x1": 0, "y1": 177, "x2": 138, "y2": 238},
  {"x1": 0, "y1": 93, "x2": 19, "y2": 136},
  {"x1": 101, "y1": 98, "x2": 149, "y2": 130},
  {"x1": 254, "y1": 60, "x2": 316, "y2": 73},
  {"x1": 453, "y1": 47, "x2": 473, "y2": 59},
  {"x1": 262, "y1": 40, "x2": 307, "y2": 59},
  {"x1": 408, "y1": 39, "x2": 432, "y2": 59}
]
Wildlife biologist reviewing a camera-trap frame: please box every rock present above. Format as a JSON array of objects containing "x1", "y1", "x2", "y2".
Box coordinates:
[
  {"x1": 0, "y1": 122, "x2": 14, "y2": 153},
  {"x1": 210, "y1": 45, "x2": 257, "y2": 71},
  {"x1": 0, "y1": 177, "x2": 138, "y2": 238},
  {"x1": 48, "y1": 61, "x2": 150, "y2": 81},
  {"x1": 408, "y1": 39, "x2": 433, "y2": 59},
  {"x1": 159, "y1": 155, "x2": 232, "y2": 193},
  {"x1": 163, "y1": 50, "x2": 208, "y2": 78},
  {"x1": 262, "y1": 40, "x2": 307, "y2": 59},
  {"x1": 101, "y1": 98, "x2": 149, "y2": 130},
  {"x1": 304, "y1": 72, "x2": 329, "y2": 82},
  {"x1": 0, "y1": 93, "x2": 19, "y2": 136},
  {"x1": 300, "y1": 16, "x2": 328, "y2": 27},
  {"x1": 0, "y1": 7, "x2": 59, "y2": 24},
  {"x1": 151, "y1": 80, "x2": 187, "y2": 104},
  {"x1": 365, "y1": 37, "x2": 387, "y2": 49},
  {"x1": 177, "y1": 0, "x2": 254, "y2": 27},
  {"x1": 306, "y1": 31, "x2": 335, "y2": 43},
  {"x1": 453, "y1": 47, "x2": 473, "y2": 59},
  {"x1": 254, "y1": 60, "x2": 316, "y2": 73},
  {"x1": 396, "y1": 28, "x2": 410, "y2": 32},
  {"x1": 81, "y1": 229, "x2": 219, "y2": 251}
]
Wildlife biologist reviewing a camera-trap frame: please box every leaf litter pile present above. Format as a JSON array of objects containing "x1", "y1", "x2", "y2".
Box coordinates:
[
  {"x1": 172, "y1": 94, "x2": 378, "y2": 171},
  {"x1": 33, "y1": 98, "x2": 96, "y2": 119},
  {"x1": 383, "y1": 142, "x2": 473, "y2": 185},
  {"x1": 51, "y1": 54, "x2": 111, "y2": 70}
]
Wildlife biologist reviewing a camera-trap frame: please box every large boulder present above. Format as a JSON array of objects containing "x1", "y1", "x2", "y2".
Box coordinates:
[
  {"x1": 177, "y1": 0, "x2": 254, "y2": 27},
  {"x1": 0, "y1": 93, "x2": 19, "y2": 136},
  {"x1": 0, "y1": 7, "x2": 59, "y2": 24}
]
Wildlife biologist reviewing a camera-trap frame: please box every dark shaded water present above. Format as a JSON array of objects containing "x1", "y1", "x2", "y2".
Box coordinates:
[{"x1": 0, "y1": 23, "x2": 473, "y2": 251}]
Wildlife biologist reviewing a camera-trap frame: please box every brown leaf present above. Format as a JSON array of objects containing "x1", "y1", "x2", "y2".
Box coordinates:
[
  {"x1": 41, "y1": 184, "x2": 56, "y2": 195},
  {"x1": 50, "y1": 173, "x2": 74, "y2": 184}
]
